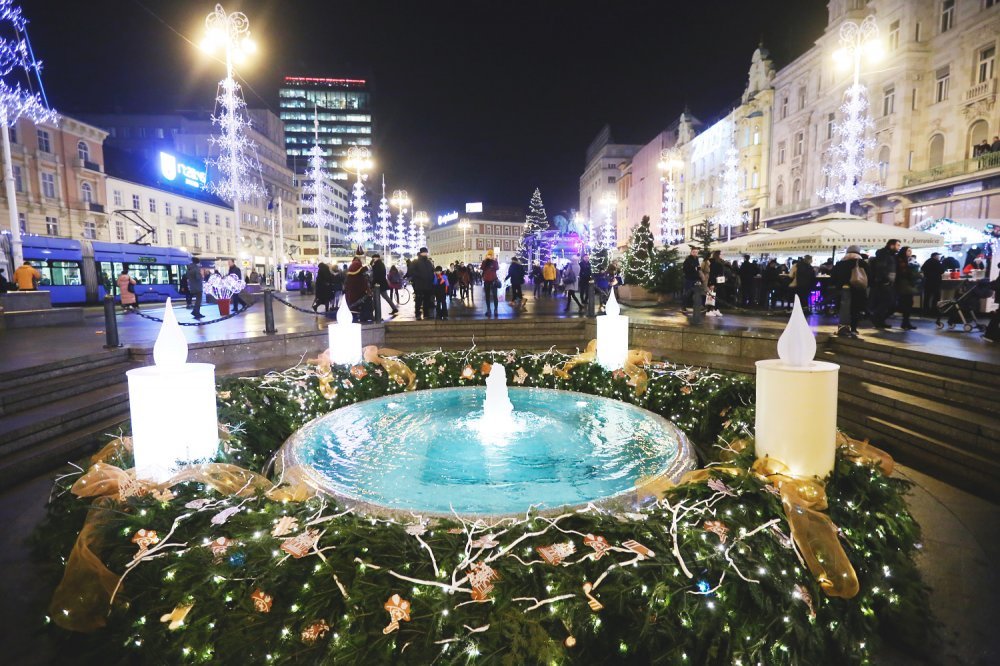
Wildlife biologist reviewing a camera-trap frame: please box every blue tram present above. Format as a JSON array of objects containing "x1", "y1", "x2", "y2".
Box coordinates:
[{"x1": 1, "y1": 234, "x2": 192, "y2": 305}]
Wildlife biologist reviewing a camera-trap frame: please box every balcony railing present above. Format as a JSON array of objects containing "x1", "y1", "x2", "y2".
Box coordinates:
[
  {"x1": 176, "y1": 216, "x2": 199, "y2": 227},
  {"x1": 768, "y1": 200, "x2": 815, "y2": 218},
  {"x1": 88, "y1": 202, "x2": 105, "y2": 213},
  {"x1": 903, "y1": 151, "x2": 1000, "y2": 187},
  {"x1": 964, "y1": 78, "x2": 997, "y2": 104},
  {"x1": 874, "y1": 114, "x2": 894, "y2": 133},
  {"x1": 82, "y1": 159, "x2": 102, "y2": 172}
]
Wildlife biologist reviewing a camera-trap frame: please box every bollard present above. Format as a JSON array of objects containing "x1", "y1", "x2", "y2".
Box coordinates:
[
  {"x1": 374, "y1": 288, "x2": 382, "y2": 323},
  {"x1": 586, "y1": 282, "x2": 596, "y2": 317},
  {"x1": 263, "y1": 289, "x2": 277, "y2": 335},
  {"x1": 103, "y1": 295, "x2": 122, "y2": 348},
  {"x1": 692, "y1": 283, "x2": 705, "y2": 324}
]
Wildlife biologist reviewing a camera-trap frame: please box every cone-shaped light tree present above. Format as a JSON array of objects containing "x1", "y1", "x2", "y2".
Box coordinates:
[{"x1": 516, "y1": 188, "x2": 550, "y2": 263}]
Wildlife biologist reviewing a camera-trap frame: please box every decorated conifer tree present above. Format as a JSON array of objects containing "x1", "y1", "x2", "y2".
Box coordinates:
[
  {"x1": 692, "y1": 218, "x2": 716, "y2": 258},
  {"x1": 517, "y1": 188, "x2": 550, "y2": 263},
  {"x1": 621, "y1": 215, "x2": 656, "y2": 285}
]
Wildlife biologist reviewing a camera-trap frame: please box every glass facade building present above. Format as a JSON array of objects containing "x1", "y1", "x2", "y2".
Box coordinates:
[{"x1": 279, "y1": 76, "x2": 373, "y2": 181}]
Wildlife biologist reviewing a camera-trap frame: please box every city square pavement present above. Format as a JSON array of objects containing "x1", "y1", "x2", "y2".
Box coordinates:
[{"x1": 0, "y1": 285, "x2": 997, "y2": 663}]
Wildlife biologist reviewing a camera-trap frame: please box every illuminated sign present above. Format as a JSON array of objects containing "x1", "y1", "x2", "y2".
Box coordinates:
[
  {"x1": 465, "y1": 202, "x2": 483, "y2": 213},
  {"x1": 159, "y1": 152, "x2": 207, "y2": 189},
  {"x1": 437, "y1": 211, "x2": 459, "y2": 225}
]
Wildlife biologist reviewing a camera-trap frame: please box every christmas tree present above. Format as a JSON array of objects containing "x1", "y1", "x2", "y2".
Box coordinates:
[
  {"x1": 517, "y1": 188, "x2": 550, "y2": 263},
  {"x1": 692, "y1": 219, "x2": 716, "y2": 258},
  {"x1": 621, "y1": 215, "x2": 656, "y2": 285}
]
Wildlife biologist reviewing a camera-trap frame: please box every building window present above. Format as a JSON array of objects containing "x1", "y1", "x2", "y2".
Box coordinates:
[
  {"x1": 131, "y1": 194, "x2": 139, "y2": 210},
  {"x1": 882, "y1": 86, "x2": 895, "y2": 116},
  {"x1": 180, "y1": 232, "x2": 186, "y2": 247},
  {"x1": 8, "y1": 127, "x2": 15, "y2": 144},
  {"x1": 178, "y1": 206, "x2": 184, "y2": 219},
  {"x1": 81, "y1": 182, "x2": 93, "y2": 204},
  {"x1": 215, "y1": 214, "x2": 221, "y2": 226},
  {"x1": 606, "y1": 175, "x2": 616, "y2": 184},
  {"x1": 797, "y1": 86, "x2": 806, "y2": 110},
  {"x1": 203, "y1": 211, "x2": 209, "y2": 224},
  {"x1": 928, "y1": 134, "x2": 945, "y2": 168},
  {"x1": 13, "y1": 165, "x2": 22, "y2": 192},
  {"x1": 83, "y1": 220, "x2": 97, "y2": 239},
  {"x1": 780, "y1": 95, "x2": 788, "y2": 119},
  {"x1": 889, "y1": 20, "x2": 900, "y2": 51},
  {"x1": 166, "y1": 228, "x2": 173, "y2": 245},
  {"x1": 192, "y1": 208, "x2": 198, "y2": 222},
  {"x1": 41, "y1": 172, "x2": 55, "y2": 198},
  {"x1": 777, "y1": 141, "x2": 786, "y2": 164},
  {"x1": 968, "y1": 119, "x2": 989, "y2": 157},
  {"x1": 113, "y1": 190, "x2": 122, "y2": 207},
  {"x1": 36, "y1": 129, "x2": 51, "y2": 153},
  {"x1": 794, "y1": 131, "x2": 804, "y2": 157},
  {"x1": 193, "y1": 232, "x2": 199, "y2": 248},
  {"x1": 227, "y1": 238, "x2": 231, "y2": 253},
  {"x1": 878, "y1": 146, "x2": 891, "y2": 185},
  {"x1": 77, "y1": 141, "x2": 89, "y2": 162},
  {"x1": 751, "y1": 169, "x2": 759, "y2": 188},
  {"x1": 792, "y1": 179, "x2": 802, "y2": 203},
  {"x1": 935, "y1": 66, "x2": 950, "y2": 102},
  {"x1": 752, "y1": 126, "x2": 760, "y2": 145},
  {"x1": 915, "y1": 22, "x2": 922, "y2": 42},
  {"x1": 941, "y1": 0, "x2": 955, "y2": 33},
  {"x1": 45, "y1": 216, "x2": 58, "y2": 235},
  {"x1": 978, "y1": 46, "x2": 995, "y2": 84},
  {"x1": 114, "y1": 218, "x2": 125, "y2": 241},
  {"x1": 225, "y1": 216, "x2": 230, "y2": 228},
  {"x1": 18, "y1": 212, "x2": 25, "y2": 233},
  {"x1": 148, "y1": 198, "x2": 156, "y2": 213},
  {"x1": 216, "y1": 236, "x2": 221, "y2": 252},
  {"x1": 164, "y1": 201, "x2": 172, "y2": 216},
  {"x1": 827, "y1": 113, "x2": 835, "y2": 140}
]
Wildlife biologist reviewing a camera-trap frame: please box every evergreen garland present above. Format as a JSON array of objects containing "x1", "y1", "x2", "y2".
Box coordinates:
[{"x1": 32, "y1": 350, "x2": 932, "y2": 665}]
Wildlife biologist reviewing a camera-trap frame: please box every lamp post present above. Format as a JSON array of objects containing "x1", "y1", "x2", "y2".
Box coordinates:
[
  {"x1": 600, "y1": 192, "x2": 617, "y2": 251},
  {"x1": 658, "y1": 149, "x2": 684, "y2": 246},
  {"x1": 830, "y1": 15, "x2": 882, "y2": 214},
  {"x1": 345, "y1": 145, "x2": 373, "y2": 250},
  {"x1": 458, "y1": 218, "x2": 471, "y2": 264},
  {"x1": 200, "y1": 4, "x2": 256, "y2": 255},
  {"x1": 390, "y1": 189, "x2": 410, "y2": 257}
]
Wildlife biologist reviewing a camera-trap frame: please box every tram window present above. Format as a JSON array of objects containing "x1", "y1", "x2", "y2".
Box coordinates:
[
  {"x1": 49, "y1": 261, "x2": 82, "y2": 286},
  {"x1": 27, "y1": 259, "x2": 51, "y2": 286},
  {"x1": 130, "y1": 264, "x2": 174, "y2": 285}
]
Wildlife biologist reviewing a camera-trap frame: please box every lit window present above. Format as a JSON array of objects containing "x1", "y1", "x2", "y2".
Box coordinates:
[
  {"x1": 18, "y1": 212, "x2": 25, "y2": 233},
  {"x1": 77, "y1": 141, "x2": 89, "y2": 162},
  {"x1": 753, "y1": 126, "x2": 760, "y2": 145}
]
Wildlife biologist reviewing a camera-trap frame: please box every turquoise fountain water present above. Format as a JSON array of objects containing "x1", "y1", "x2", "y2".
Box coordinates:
[{"x1": 281, "y1": 365, "x2": 694, "y2": 516}]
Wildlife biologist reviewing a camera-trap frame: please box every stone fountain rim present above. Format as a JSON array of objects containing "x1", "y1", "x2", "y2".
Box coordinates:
[{"x1": 276, "y1": 385, "x2": 697, "y2": 520}]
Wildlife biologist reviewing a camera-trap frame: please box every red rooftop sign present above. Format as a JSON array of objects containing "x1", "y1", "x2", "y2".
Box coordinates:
[{"x1": 284, "y1": 76, "x2": 366, "y2": 85}]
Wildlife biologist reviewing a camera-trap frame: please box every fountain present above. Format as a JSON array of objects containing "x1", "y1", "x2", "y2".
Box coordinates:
[{"x1": 481, "y1": 364, "x2": 514, "y2": 428}]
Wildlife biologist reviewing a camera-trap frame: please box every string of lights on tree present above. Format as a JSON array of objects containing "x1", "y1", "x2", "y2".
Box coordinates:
[
  {"x1": 818, "y1": 83, "x2": 880, "y2": 212},
  {"x1": 305, "y1": 110, "x2": 331, "y2": 259},
  {"x1": 658, "y1": 150, "x2": 684, "y2": 247},
  {"x1": 376, "y1": 177, "x2": 392, "y2": 257},
  {"x1": 600, "y1": 194, "x2": 617, "y2": 251},
  {"x1": 517, "y1": 187, "x2": 551, "y2": 264},
  {"x1": 713, "y1": 139, "x2": 744, "y2": 242},
  {"x1": 345, "y1": 146, "x2": 372, "y2": 249},
  {"x1": 36, "y1": 348, "x2": 930, "y2": 665}
]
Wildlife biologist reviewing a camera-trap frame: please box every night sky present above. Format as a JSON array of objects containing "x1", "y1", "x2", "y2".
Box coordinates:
[{"x1": 20, "y1": 0, "x2": 827, "y2": 216}]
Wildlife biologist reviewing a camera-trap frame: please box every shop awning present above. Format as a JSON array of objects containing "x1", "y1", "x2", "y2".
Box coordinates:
[{"x1": 742, "y1": 214, "x2": 942, "y2": 254}]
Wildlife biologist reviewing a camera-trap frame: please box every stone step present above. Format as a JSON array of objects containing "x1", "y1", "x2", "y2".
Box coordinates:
[
  {"x1": 827, "y1": 337, "x2": 1000, "y2": 389},
  {"x1": 837, "y1": 411, "x2": 1000, "y2": 502},
  {"x1": 0, "y1": 349, "x2": 130, "y2": 389},
  {"x1": 0, "y1": 413, "x2": 129, "y2": 491},
  {"x1": 0, "y1": 361, "x2": 137, "y2": 416},
  {"x1": 838, "y1": 378, "x2": 998, "y2": 460}
]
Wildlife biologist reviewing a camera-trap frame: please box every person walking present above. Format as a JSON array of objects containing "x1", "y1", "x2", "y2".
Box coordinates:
[
  {"x1": 578, "y1": 253, "x2": 593, "y2": 310},
  {"x1": 480, "y1": 249, "x2": 500, "y2": 317},
  {"x1": 344, "y1": 250, "x2": 371, "y2": 321},
  {"x1": 681, "y1": 246, "x2": 701, "y2": 313},
  {"x1": 13, "y1": 260, "x2": 40, "y2": 291},
  {"x1": 186, "y1": 261, "x2": 204, "y2": 319},
  {"x1": 507, "y1": 256, "x2": 527, "y2": 311},
  {"x1": 830, "y1": 245, "x2": 868, "y2": 338},
  {"x1": 433, "y1": 265, "x2": 449, "y2": 319},
  {"x1": 542, "y1": 259, "x2": 557, "y2": 295},
  {"x1": 563, "y1": 256, "x2": 581, "y2": 311},
  {"x1": 370, "y1": 253, "x2": 398, "y2": 315},
  {"x1": 387, "y1": 264, "x2": 403, "y2": 305},
  {"x1": 227, "y1": 260, "x2": 248, "y2": 313},
  {"x1": 329, "y1": 263, "x2": 345, "y2": 313},
  {"x1": 531, "y1": 261, "x2": 543, "y2": 298},
  {"x1": 117, "y1": 267, "x2": 138, "y2": 312},
  {"x1": 870, "y1": 239, "x2": 900, "y2": 329},
  {"x1": 313, "y1": 263, "x2": 333, "y2": 314},
  {"x1": 409, "y1": 247, "x2": 437, "y2": 320},
  {"x1": 894, "y1": 246, "x2": 920, "y2": 330},
  {"x1": 921, "y1": 252, "x2": 945, "y2": 316}
]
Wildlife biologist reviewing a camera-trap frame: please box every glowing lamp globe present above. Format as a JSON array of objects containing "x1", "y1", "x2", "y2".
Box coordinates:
[
  {"x1": 328, "y1": 302, "x2": 363, "y2": 366},
  {"x1": 754, "y1": 299, "x2": 840, "y2": 478},
  {"x1": 596, "y1": 290, "x2": 629, "y2": 371},
  {"x1": 126, "y1": 299, "x2": 219, "y2": 482}
]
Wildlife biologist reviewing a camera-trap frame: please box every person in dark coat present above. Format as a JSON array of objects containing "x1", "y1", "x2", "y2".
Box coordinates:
[
  {"x1": 681, "y1": 246, "x2": 701, "y2": 312},
  {"x1": 738, "y1": 255, "x2": 759, "y2": 306},
  {"x1": 480, "y1": 249, "x2": 500, "y2": 317},
  {"x1": 894, "y1": 247, "x2": 920, "y2": 330},
  {"x1": 304, "y1": 269, "x2": 313, "y2": 295},
  {"x1": 869, "y1": 239, "x2": 900, "y2": 329},
  {"x1": 408, "y1": 246, "x2": 437, "y2": 320},
  {"x1": 792, "y1": 255, "x2": 817, "y2": 313},
  {"x1": 370, "y1": 253, "x2": 398, "y2": 315},
  {"x1": 433, "y1": 265, "x2": 449, "y2": 319},
  {"x1": 578, "y1": 253, "x2": 593, "y2": 307},
  {"x1": 329, "y1": 263, "x2": 345, "y2": 312},
  {"x1": 507, "y1": 257, "x2": 527, "y2": 310},
  {"x1": 921, "y1": 252, "x2": 945, "y2": 316},
  {"x1": 186, "y1": 261, "x2": 205, "y2": 319},
  {"x1": 830, "y1": 245, "x2": 868, "y2": 338},
  {"x1": 313, "y1": 262, "x2": 333, "y2": 313},
  {"x1": 227, "y1": 259, "x2": 247, "y2": 313},
  {"x1": 984, "y1": 260, "x2": 1000, "y2": 343},
  {"x1": 344, "y1": 251, "x2": 370, "y2": 315}
]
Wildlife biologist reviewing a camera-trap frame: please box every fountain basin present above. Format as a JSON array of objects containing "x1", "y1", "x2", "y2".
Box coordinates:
[{"x1": 279, "y1": 387, "x2": 696, "y2": 517}]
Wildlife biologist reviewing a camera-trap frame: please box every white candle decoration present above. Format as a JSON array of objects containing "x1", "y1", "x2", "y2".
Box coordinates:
[
  {"x1": 328, "y1": 301, "x2": 363, "y2": 366},
  {"x1": 127, "y1": 298, "x2": 219, "y2": 482},
  {"x1": 754, "y1": 299, "x2": 840, "y2": 479},
  {"x1": 596, "y1": 290, "x2": 629, "y2": 370}
]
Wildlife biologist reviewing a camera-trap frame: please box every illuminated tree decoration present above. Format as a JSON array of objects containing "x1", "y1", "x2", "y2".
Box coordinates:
[
  {"x1": 599, "y1": 193, "x2": 617, "y2": 251},
  {"x1": 390, "y1": 190, "x2": 410, "y2": 257},
  {"x1": 517, "y1": 187, "x2": 550, "y2": 264},
  {"x1": 713, "y1": 140, "x2": 743, "y2": 241},
  {"x1": 345, "y1": 146, "x2": 373, "y2": 249},
  {"x1": 376, "y1": 176, "x2": 393, "y2": 256},
  {"x1": 818, "y1": 83, "x2": 880, "y2": 211},
  {"x1": 621, "y1": 215, "x2": 656, "y2": 285},
  {"x1": 658, "y1": 149, "x2": 684, "y2": 246},
  {"x1": 304, "y1": 117, "x2": 330, "y2": 258}
]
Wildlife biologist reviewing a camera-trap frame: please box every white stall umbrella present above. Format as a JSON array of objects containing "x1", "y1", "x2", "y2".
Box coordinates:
[
  {"x1": 712, "y1": 228, "x2": 779, "y2": 254},
  {"x1": 742, "y1": 213, "x2": 944, "y2": 255}
]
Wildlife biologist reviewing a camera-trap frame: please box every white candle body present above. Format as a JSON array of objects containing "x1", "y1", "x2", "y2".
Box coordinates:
[
  {"x1": 596, "y1": 314, "x2": 629, "y2": 370},
  {"x1": 754, "y1": 359, "x2": 839, "y2": 479},
  {"x1": 127, "y1": 363, "x2": 219, "y2": 483},
  {"x1": 329, "y1": 322, "x2": 363, "y2": 366}
]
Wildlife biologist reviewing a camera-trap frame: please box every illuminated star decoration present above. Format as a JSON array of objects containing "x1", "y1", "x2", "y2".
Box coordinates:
[
  {"x1": 712, "y1": 136, "x2": 745, "y2": 240},
  {"x1": 206, "y1": 77, "x2": 265, "y2": 212},
  {"x1": 818, "y1": 82, "x2": 880, "y2": 209}
]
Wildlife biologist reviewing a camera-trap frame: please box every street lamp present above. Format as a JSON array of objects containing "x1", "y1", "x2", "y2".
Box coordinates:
[
  {"x1": 200, "y1": 4, "x2": 257, "y2": 255},
  {"x1": 345, "y1": 146, "x2": 373, "y2": 249},
  {"x1": 390, "y1": 189, "x2": 410, "y2": 257},
  {"x1": 458, "y1": 218, "x2": 471, "y2": 264},
  {"x1": 600, "y1": 192, "x2": 617, "y2": 251},
  {"x1": 658, "y1": 149, "x2": 684, "y2": 246},
  {"x1": 830, "y1": 15, "x2": 882, "y2": 214}
]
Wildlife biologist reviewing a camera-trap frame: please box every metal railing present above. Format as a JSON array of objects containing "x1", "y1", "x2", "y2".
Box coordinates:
[
  {"x1": 903, "y1": 151, "x2": 1000, "y2": 187},
  {"x1": 963, "y1": 78, "x2": 997, "y2": 104}
]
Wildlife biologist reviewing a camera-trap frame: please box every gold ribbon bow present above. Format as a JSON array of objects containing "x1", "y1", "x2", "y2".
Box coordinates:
[{"x1": 554, "y1": 339, "x2": 650, "y2": 396}]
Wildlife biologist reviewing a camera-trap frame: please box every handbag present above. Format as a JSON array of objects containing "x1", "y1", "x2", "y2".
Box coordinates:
[
  {"x1": 705, "y1": 290, "x2": 717, "y2": 306},
  {"x1": 849, "y1": 263, "x2": 868, "y2": 289},
  {"x1": 127, "y1": 282, "x2": 135, "y2": 293}
]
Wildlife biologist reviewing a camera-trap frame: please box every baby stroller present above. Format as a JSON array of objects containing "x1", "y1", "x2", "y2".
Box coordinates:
[{"x1": 935, "y1": 280, "x2": 993, "y2": 332}]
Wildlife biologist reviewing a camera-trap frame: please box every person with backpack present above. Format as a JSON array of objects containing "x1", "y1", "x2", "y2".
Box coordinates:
[
  {"x1": 433, "y1": 265, "x2": 449, "y2": 320},
  {"x1": 507, "y1": 256, "x2": 527, "y2": 311},
  {"x1": 830, "y1": 245, "x2": 869, "y2": 338},
  {"x1": 117, "y1": 267, "x2": 138, "y2": 312}
]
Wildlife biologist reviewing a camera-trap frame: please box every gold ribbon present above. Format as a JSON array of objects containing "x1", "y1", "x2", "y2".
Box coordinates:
[
  {"x1": 554, "y1": 340, "x2": 651, "y2": 396},
  {"x1": 363, "y1": 346, "x2": 416, "y2": 391},
  {"x1": 837, "y1": 432, "x2": 895, "y2": 476}
]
